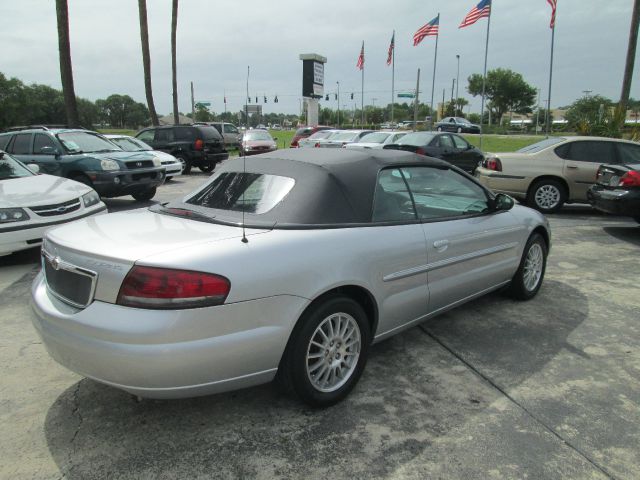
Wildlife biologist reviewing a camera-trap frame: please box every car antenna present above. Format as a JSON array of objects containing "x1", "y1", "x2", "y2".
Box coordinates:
[
  {"x1": 241, "y1": 153, "x2": 248, "y2": 244},
  {"x1": 241, "y1": 65, "x2": 249, "y2": 244}
]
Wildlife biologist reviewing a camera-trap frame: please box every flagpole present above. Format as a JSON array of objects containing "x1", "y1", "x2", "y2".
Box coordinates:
[
  {"x1": 545, "y1": 22, "x2": 556, "y2": 138},
  {"x1": 429, "y1": 13, "x2": 440, "y2": 131},
  {"x1": 479, "y1": 7, "x2": 492, "y2": 151},
  {"x1": 391, "y1": 31, "x2": 395, "y2": 126},
  {"x1": 361, "y1": 42, "x2": 365, "y2": 125}
]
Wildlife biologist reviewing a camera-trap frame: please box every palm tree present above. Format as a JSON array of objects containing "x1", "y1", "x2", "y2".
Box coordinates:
[
  {"x1": 55, "y1": 0, "x2": 79, "y2": 127},
  {"x1": 138, "y1": 0, "x2": 159, "y2": 126},
  {"x1": 616, "y1": 0, "x2": 639, "y2": 129},
  {"x1": 171, "y1": 0, "x2": 179, "y2": 124}
]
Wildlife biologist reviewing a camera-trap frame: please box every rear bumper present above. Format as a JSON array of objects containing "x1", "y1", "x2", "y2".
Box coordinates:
[
  {"x1": 587, "y1": 185, "x2": 640, "y2": 217},
  {"x1": 89, "y1": 168, "x2": 165, "y2": 197},
  {"x1": 30, "y1": 272, "x2": 310, "y2": 399}
]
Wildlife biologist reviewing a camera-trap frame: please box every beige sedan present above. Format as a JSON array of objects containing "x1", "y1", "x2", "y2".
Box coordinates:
[{"x1": 475, "y1": 136, "x2": 640, "y2": 213}]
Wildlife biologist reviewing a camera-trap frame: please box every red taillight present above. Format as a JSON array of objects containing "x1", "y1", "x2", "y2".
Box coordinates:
[
  {"x1": 619, "y1": 170, "x2": 640, "y2": 187},
  {"x1": 415, "y1": 147, "x2": 426, "y2": 155},
  {"x1": 117, "y1": 266, "x2": 230, "y2": 309},
  {"x1": 194, "y1": 139, "x2": 204, "y2": 151},
  {"x1": 483, "y1": 157, "x2": 502, "y2": 172}
]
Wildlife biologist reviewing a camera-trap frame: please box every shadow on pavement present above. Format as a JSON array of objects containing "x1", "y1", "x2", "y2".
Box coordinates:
[
  {"x1": 44, "y1": 279, "x2": 590, "y2": 479},
  {"x1": 603, "y1": 225, "x2": 640, "y2": 246}
]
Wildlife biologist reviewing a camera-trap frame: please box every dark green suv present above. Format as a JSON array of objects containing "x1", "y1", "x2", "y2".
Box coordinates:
[
  {"x1": 135, "y1": 124, "x2": 228, "y2": 174},
  {"x1": 0, "y1": 127, "x2": 166, "y2": 201}
]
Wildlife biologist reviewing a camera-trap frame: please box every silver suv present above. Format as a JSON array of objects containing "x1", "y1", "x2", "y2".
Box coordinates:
[{"x1": 204, "y1": 122, "x2": 241, "y2": 149}]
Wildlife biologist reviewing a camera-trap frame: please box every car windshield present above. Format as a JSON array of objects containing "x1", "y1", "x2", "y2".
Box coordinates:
[
  {"x1": 56, "y1": 132, "x2": 119, "y2": 154},
  {"x1": 397, "y1": 132, "x2": 436, "y2": 145},
  {"x1": 0, "y1": 153, "x2": 35, "y2": 179},
  {"x1": 517, "y1": 137, "x2": 566, "y2": 153},
  {"x1": 308, "y1": 131, "x2": 334, "y2": 140},
  {"x1": 359, "y1": 132, "x2": 391, "y2": 143},
  {"x1": 455, "y1": 118, "x2": 471, "y2": 124},
  {"x1": 196, "y1": 126, "x2": 222, "y2": 140},
  {"x1": 109, "y1": 137, "x2": 152, "y2": 152},
  {"x1": 244, "y1": 131, "x2": 273, "y2": 141},
  {"x1": 295, "y1": 127, "x2": 313, "y2": 136},
  {"x1": 185, "y1": 172, "x2": 295, "y2": 215},
  {"x1": 331, "y1": 132, "x2": 359, "y2": 142}
]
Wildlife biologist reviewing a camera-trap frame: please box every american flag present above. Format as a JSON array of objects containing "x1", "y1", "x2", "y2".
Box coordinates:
[
  {"x1": 356, "y1": 42, "x2": 364, "y2": 70},
  {"x1": 413, "y1": 15, "x2": 439, "y2": 46},
  {"x1": 459, "y1": 0, "x2": 491, "y2": 29},
  {"x1": 547, "y1": 0, "x2": 557, "y2": 29},
  {"x1": 387, "y1": 32, "x2": 395, "y2": 66}
]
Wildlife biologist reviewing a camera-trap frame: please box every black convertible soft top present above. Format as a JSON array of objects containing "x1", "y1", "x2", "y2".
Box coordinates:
[{"x1": 168, "y1": 149, "x2": 452, "y2": 227}]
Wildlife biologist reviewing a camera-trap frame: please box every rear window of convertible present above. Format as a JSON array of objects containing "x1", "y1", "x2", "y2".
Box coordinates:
[{"x1": 185, "y1": 172, "x2": 295, "y2": 214}]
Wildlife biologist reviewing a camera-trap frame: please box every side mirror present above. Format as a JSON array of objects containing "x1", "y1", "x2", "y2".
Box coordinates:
[
  {"x1": 494, "y1": 193, "x2": 514, "y2": 211},
  {"x1": 40, "y1": 146, "x2": 59, "y2": 156},
  {"x1": 273, "y1": 137, "x2": 278, "y2": 141},
  {"x1": 27, "y1": 163, "x2": 40, "y2": 174}
]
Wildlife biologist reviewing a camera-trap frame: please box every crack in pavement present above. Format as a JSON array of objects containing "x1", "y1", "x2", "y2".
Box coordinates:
[
  {"x1": 64, "y1": 380, "x2": 85, "y2": 475},
  {"x1": 419, "y1": 325, "x2": 617, "y2": 480}
]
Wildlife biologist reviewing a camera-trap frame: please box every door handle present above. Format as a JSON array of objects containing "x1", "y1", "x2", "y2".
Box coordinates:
[
  {"x1": 433, "y1": 239, "x2": 449, "y2": 250},
  {"x1": 566, "y1": 164, "x2": 578, "y2": 169}
]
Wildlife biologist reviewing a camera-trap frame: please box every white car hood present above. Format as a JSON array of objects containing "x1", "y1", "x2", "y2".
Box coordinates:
[
  {"x1": 152, "y1": 150, "x2": 179, "y2": 162},
  {"x1": 0, "y1": 174, "x2": 91, "y2": 208},
  {"x1": 45, "y1": 208, "x2": 267, "y2": 263},
  {"x1": 345, "y1": 143, "x2": 384, "y2": 150}
]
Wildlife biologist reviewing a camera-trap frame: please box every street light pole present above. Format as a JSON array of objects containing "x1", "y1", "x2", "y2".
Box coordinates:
[
  {"x1": 456, "y1": 54, "x2": 460, "y2": 113},
  {"x1": 337, "y1": 81, "x2": 340, "y2": 127}
]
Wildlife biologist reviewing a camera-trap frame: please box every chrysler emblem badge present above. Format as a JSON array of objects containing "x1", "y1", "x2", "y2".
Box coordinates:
[{"x1": 51, "y1": 256, "x2": 61, "y2": 270}]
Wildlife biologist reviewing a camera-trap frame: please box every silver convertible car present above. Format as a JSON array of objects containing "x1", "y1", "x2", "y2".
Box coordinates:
[{"x1": 31, "y1": 149, "x2": 550, "y2": 407}]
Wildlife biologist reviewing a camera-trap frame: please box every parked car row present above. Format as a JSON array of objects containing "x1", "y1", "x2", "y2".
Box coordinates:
[{"x1": 474, "y1": 136, "x2": 640, "y2": 222}]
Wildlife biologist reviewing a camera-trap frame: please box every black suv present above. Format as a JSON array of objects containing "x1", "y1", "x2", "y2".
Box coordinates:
[
  {"x1": 135, "y1": 124, "x2": 228, "y2": 174},
  {"x1": 0, "y1": 127, "x2": 165, "y2": 201}
]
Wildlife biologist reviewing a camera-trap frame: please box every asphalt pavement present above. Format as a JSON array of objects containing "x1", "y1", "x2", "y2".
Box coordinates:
[{"x1": 1, "y1": 172, "x2": 639, "y2": 479}]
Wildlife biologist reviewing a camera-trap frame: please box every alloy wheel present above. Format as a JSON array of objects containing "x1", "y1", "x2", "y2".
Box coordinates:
[
  {"x1": 523, "y1": 243, "x2": 544, "y2": 291},
  {"x1": 305, "y1": 312, "x2": 361, "y2": 393}
]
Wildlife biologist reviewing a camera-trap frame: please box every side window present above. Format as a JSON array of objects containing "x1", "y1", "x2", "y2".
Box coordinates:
[
  {"x1": 372, "y1": 169, "x2": 417, "y2": 223},
  {"x1": 0, "y1": 135, "x2": 11, "y2": 151},
  {"x1": 403, "y1": 166, "x2": 490, "y2": 220},
  {"x1": 33, "y1": 134, "x2": 57, "y2": 153},
  {"x1": 617, "y1": 143, "x2": 640, "y2": 163},
  {"x1": 451, "y1": 135, "x2": 469, "y2": 149},
  {"x1": 437, "y1": 135, "x2": 455, "y2": 149},
  {"x1": 174, "y1": 128, "x2": 196, "y2": 141},
  {"x1": 565, "y1": 141, "x2": 616, "y2": 163},
  {"x1": 554, "y1": 143, "x2": 571, "y2": 159},
  {"x1": 225, "y1": 124, "x2": 238, "y2": 134},
  {"x1": 155, "y1": 129, "x2": 174, "y2": 142},
  {"x1": 136, "y1": 130, "x2": 155, "y2": 143},
  {"x1": 449, "y1": 118, "x2": 456, "y2": 123},
  {"x1": 10, "y1": 134, "x2": 32, "y2": 154}
]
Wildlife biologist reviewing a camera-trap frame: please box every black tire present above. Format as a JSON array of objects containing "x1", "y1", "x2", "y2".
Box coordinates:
[
  {"x1": 507, "y1": 233, "x2": 547, "y2": 301},
  {"x1": 131, "y1": 187, "x2": 156, "y2": 202},
  {"x1": 175, "y1": 155, "x2": 191, "y2": 174},
  {"x1": 71, "y1": 174, "x2": 94, "y2": 188},
  {"x1": 527, "y1": 178, "x2": 566, "y2": 213},
  {"x1": 199, "y1": 162, "x2": 214, "y2": 173},
  {"x1": 277, "y1": 295, "x2": 371, "y2": 407}
]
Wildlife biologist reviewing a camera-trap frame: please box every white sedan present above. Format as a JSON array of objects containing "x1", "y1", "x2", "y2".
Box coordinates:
[
  {"x1": 344, "y1": 131, "x2": 407, "y2": 150},
  {"x1": 105, "y1": 134, "x2": 183, "y2": 178},
  {"x1": 0, "y1": 151, "x2": 107, "y2": 256}
]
